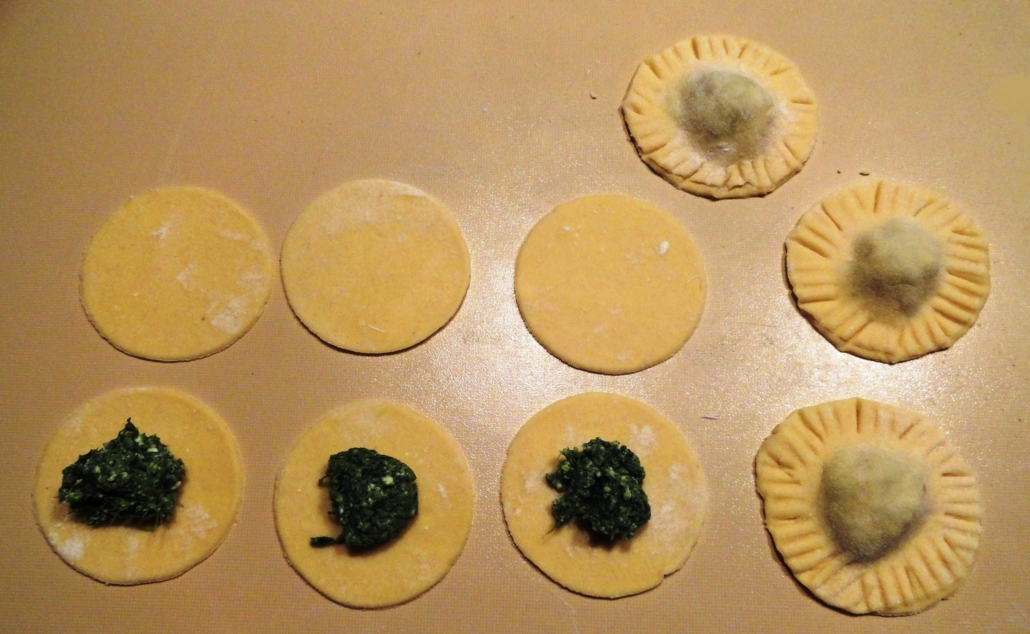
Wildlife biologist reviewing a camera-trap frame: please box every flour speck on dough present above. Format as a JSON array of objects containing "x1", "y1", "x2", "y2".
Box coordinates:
[
  {"x1": 151, "y1": 222, "x2": 171, "y2": 241},
  {"x1": 53, "y1": 533, "x2": 87, "y2": 562},
  {"x1": 240, "y1": 269, "x2": 267, "y2": 292},
  {"x1": 437, "y1": 483, "x2": 448, "y2": 499},
  {"x1": 658, "y1": 241, "x2": 669, "y2": 256},
  {"x1": 182, "y1": 504, "x2": 219, "y2": 538},
  {"x1": 209, "y1": 296, "x2": 252, "y2": 335},
  {"x1": 216, "y1": 229, "x2": 249, "y2": 241},
  {"x1": 176, "y1": 264, "x2": 197, "y2": 288},
  {"x1": 629, "y1": 424, "x2": 657, "y2": 457}
]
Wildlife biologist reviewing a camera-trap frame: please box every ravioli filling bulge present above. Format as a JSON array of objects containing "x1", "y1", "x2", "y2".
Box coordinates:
[
  {"x1": 818, "y1": 446, "x2": 929, "y2": 562},
  {"x1": 671, "y1": 69, "x2": 777, "y2": 162},
  {"x1": 847, "y1": 218, "x2": 945, "y2": 319}
]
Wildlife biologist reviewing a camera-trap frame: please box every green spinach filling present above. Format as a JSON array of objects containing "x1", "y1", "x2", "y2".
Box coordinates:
[
  {"x1": 58, "y1": 419, "x2": 185, "y2": 528},
  {"x1": 310, "y1": 447, "x2": 418, "y2": 549},
  {"x1": 546, "y1": 438, "x2": 651, "y2": 541}
]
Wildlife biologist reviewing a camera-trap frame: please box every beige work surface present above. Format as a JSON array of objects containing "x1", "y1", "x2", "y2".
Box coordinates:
[{"x1": 1, "y1": 2, "x2": 1028, "y2": 632}]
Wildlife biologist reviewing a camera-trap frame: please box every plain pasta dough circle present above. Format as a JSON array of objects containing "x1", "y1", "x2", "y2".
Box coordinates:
[
  {"x1": 500, "y1": 392, "x2": 707, "y2": 598},
  {"x1": 274, "y1": 400, "x2": 475, "y2": 608},
  {"x1": 34, "y1": 387, "x2": 245, "y2": 584},
  {"x1": 280, "y1": 180, "x2": 471, "y2": 353},
  {"x1": 514, "y1": 194, "x2": 706, "y2": 374},
  {"x1": 755, "y1": 398, "x2": 982, "y2": 615},
  {"x1": 622, "y1": 34, "x2": 817, "y2": 199},
  {"x1": 80, "y1": 186, "x2": 274, "y2": 361},
  {"x1": 785, "y1": 181, "x2": 990, "y2": 363}
]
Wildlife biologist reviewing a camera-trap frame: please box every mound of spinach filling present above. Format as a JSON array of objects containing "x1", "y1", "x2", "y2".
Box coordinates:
[
  {"x1": 310, "y1": 447, "x2": 418, "y2": 550},
  {"x1": 59, "y1": 419, "x2": 185, "y2": 528},
  {"x1": 546, "y1": 437, "x2": 651, "y2": 541}
]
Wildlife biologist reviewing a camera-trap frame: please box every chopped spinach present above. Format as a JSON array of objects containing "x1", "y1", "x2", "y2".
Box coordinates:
[
  {"x1": 545, "y1": 437, "x2": 650, "y2": 541},
  {"x1": 310, "y1": 447, "x2": 418, "y2": 550},
  {"x1": 58, "y1": 419, "x2": 185, "y2": 527}
]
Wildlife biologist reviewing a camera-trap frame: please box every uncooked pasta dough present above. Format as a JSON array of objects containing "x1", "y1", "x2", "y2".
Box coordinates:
[
  {"x1": 514, "y1": 194, "x2": 706, "y2": 374},
  {"x1": 786, "y1": 181, "x2": 990, "y2": 363},
  {"x1": 280, "y1": 180, "x2": 470, "y2": 353},
  {"x1": 500, "y1": 392, "x2": 707, "y2": 598},
  {"x1": 756, "y1": 398, "x2": 981, "y2": 615},
  {"x1": 34, "y1": 387, "x2": 244, "y2": 584},
  {"x1": 623, "y1": 34, "x2": 817, "y2": 199},
  {"x1": 80, "y1": 186, "x2": 274, "y2": 361},
  {"x1": 274, "y1": 400, "x2": 474, "y2": 608}
]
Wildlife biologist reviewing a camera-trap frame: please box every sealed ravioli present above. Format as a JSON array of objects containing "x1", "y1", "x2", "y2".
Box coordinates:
[
  {"x1": 281, "y1": 180, "x2": 470, "y2": 354},
  {"x1": 34, "y1": 388, "x2": 244, "y2": 584},
  {"x1": 274, "y1": 401, "x2": 474, "y2": 608},
  {"x1": 500, "y1": 393, "x2": 707, "y2": 598},
  {"x1": 786, "y1": 181, "x2": 990, "y2": 363},
  {"x1": 623, "y1": 35, "x2": 817, "y2": 199},
  {"x1": 514, "y1": 195, "x2": 706, "y2": 374},
  {"x1": 755, "y1": 398, "x2": 981, "y2": 615},
  {"x1": 81, "y1": 187, "x2": 274, "y2": 361}
]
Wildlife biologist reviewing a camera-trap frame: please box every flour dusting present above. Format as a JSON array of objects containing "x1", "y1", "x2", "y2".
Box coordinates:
[
  {"x1": 176, "y1": 264, "x2": 197, "y2": 288},
  {"x1": 53, "y1": 532, "x2": 87, "y2": 562},
  {"x1": 240, "y1": 269, "x2": 267, "y2": 292},
  {"x1": 629, "y1": 424, "x2": 657, "y2": 457},
  {"x1": 437, "y1": 483, "x2": 448, "y2": 499},
  {"x1": 217, "y1": 229, "x2": 249, "y2": 241},
  {"x1": 182, "y1": 504, "x2": 218, "y2": 537},
  {"x1": 151, "y1": 222, "x2": 171, "y2": 241},
  {"x1": 210, "y1": 295, "x2": 252, "y2": 334}
]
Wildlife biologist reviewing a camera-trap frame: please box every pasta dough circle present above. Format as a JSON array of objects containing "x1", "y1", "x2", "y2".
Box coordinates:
[
  {"x1": 786, "y1": 181, "x2": 991, "y2": 363},
  {"x1": 274, "y1": 401, "x2": 474, "y2": 608},
  {"x1": 500, "y1": 392, "x2": 707, "y2": 598},
  {"x1": 514, "y1": 195, "x2": 706, "y2": 374},
  {"x1": 34, "y1": 387, "x2": 244, "y2": 585},
  {"x1": 622, "y1": 34, "x2": 817, "y2": 199},
  {"x1": 280, "y1": 180, "x2": 471, "y2": 353},
  {"x1": 81, "y1": 187, "x2": 274, "y2": 361},
  {"x1": 755, "y1": 398, "x2": 982, "y2": 615}
]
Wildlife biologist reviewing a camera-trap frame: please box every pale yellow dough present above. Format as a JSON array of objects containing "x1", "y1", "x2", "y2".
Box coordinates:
[
  {"x1": 514, "y1": 195, "x2": 706, "y2": 374},
  {"x1": 34, "y1": 387, "x2": 244, "y2": 585},
  {"x1": 623, "y1": 34, "x2": 817, "y2": 199},
  {"x1": 81, "y1": 187, "x2": 274, "y2": 361},
  {"x1": 274, "y1": 400, "x2": 474, "y2": 608},
  {"x1": 280, "y1": 180, "x2": 471, "y2": 353},
  {"x1": 755, "y1": 398, "x2": 981, "y2": 615},
  {"x1": 786, "y1": 181, "x2": 991, "y2": 363},
  {"x1": 500, "y1": 392, "x2": 707, "y2": 598}
]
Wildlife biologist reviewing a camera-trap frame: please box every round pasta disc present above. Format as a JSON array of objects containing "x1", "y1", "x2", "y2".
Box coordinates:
[
  {"x1": 622, "y1": 34, "x2": 817, "y2": 199},
  {"x1": 280, "y1": 180, "x2": 471, "y2": 354},
  {"x1": 34, "y1": 387, "x2": 245, "y2": 585},
  {"x1": 500, "y1": 392, "x2": 707, "y2": 598},
  {"x1": 755, "y1": 398, "x2": 982, "y2": 615},
  {"x1": 274, "y1": 400, "x2": 474, "y2": 608},
  {"x1": 786, "y1": 181, "x2": 990, "y2": 363},
  {"x1": 81, "y1": 186, "x2": 274, "y2": 361},
  {"x1": 514, "y1": 194, "x2": 706, "y2": 374}
]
